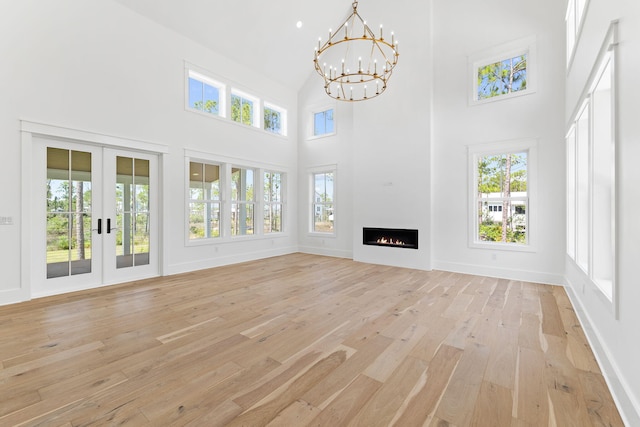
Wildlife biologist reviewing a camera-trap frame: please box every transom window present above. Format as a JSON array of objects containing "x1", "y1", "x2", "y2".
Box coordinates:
[
  {"x1": 231, "y1": 90, "x2": 259, "y2": 127},
  {"x1": 188, "y1": 71, "x2": 224, "y2": 116},
  {"x1": 477, "y1": 54, "x2": 527, "y2": 100},
  {"x1": 185, "y1": 66, "x2": 289, "y2": 136},
  {"x1": 313, "y1": 109, "x2": 335, "y2": 136},
  {"x1": 312, "y1": 171, "x2": 335, "y2": 234},
  {"x1": 469, "y1": 36, "x2": 536, "y2": 105},
  {"x1": 264, "y1": 103, "x2": 287, "y2": 136}
]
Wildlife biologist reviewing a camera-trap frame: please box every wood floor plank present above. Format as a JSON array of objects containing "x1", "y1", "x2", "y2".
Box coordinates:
[
  {"x1": 515, "y1": 346, "x2": 549, "y2": 425},
  {"x1": 470, "y1": 381, "x2": 513, "y2": 427},
  {"x1": 225, "y1": 350, "x2": 347, "y2": 426},
  {"x1": 308, "y1": 374, "x2": 382, "y2": 426},
  {"x1": 349, "y1": 355, "x2": 428, "y2": 427},
  {"x1": 434, "y1": 341, "x2": 490, "y2": 426},
  {"x1": 0, "y1": 254, "x2": 624, "y2": 426},
  {"x1": 392, "y1": 344, "x2": 463, "y2": 426}
]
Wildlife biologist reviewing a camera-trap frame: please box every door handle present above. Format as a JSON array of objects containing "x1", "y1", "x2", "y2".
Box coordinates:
[
  {"x1": 106, "y1": 218, "x2": 117, "y2": 233},
  {"x1": 92, "y1": 218, "x2": 102, "y2": 234}
]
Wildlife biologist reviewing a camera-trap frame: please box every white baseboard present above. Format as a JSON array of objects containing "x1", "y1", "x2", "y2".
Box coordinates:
[
  {"x1": 297, "y1": 246, "x2": 352, "y2": 259},
  {"x1": 0, "y1": 288, "x2": 30, "y2": 307},
  {"x1": 166, "y1": 246, "x2": 299, "y2": 276},
  {"x1": 432, "y1": 260, "x2": 564, "y2": 285},
  {"x1": 563, "y1": 280, "x2": 640, "y2": 427}
]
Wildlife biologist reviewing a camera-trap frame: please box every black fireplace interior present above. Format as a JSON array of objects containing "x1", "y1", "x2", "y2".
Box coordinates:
[{"x1": 363, "y1": 227, "x2": 419, "y2": 249}]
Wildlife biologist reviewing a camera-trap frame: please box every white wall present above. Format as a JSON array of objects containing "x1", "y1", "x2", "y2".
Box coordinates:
[
  {"x1": 298, "y1": 0, "x2": 432, "y2": 270},
  {"x1": 0, "y1": 0, "x2": 299, "y2": 305},
  {"x1": 565, "y1": 0, "x2": 640, "y2": 424},
  {"x1": 431, "y1": 0, "x2": 566, "y2": 284}
]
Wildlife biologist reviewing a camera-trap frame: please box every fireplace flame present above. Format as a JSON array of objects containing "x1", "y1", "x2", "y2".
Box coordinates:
[{"x1": 376, "y1": 237, "x2": 406, "y2": 246}]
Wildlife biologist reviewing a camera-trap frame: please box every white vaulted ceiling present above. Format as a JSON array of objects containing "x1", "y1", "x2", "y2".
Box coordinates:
[{"x1": 111, "y1": 0, "x2": 401, "y2": 90}]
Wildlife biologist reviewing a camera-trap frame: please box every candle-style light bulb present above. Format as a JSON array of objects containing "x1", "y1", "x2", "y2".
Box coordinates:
[
  {"x1": 318, "y1": 37, "x2": 321, "y2": 50},
  {"x1": 380, "y1": 24, "x2": 383, "y2": 40},
  {"x1": 358, "y1": 57, "x2": 362, "y2": 72},
  {"x1": 391, "y1": 32, "x2": 395, "y2": 46},
  {"x1": 342, "y1": 59, "x2": 345, "y2": 74},
  {"x1": 364, "y1": 85, "x2": 367, "y2": 98},
  {"x1": 345, "y1": 21, "x2": 349, "y2": 39},
  {"x1": 374, "y1": 59, "x2": 377, "y2": 75},
  {"x1": 329, "y1": 28, "x2": 332, "y2": 40}
]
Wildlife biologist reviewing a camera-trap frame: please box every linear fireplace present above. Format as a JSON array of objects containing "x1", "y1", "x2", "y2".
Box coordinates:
[{"x1": 362, "y1": 227, "x2": 419, "y2": 249}]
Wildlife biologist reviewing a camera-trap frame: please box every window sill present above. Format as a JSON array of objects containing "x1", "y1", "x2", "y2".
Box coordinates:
[
  {"x1": 469, "y1": 241, "x2": 536, "y2": 253},
  {"x1": 186, "y1": 232, "x2": 290, "y2": 247},
  {"x1": 307, "y1": 132, "x2": 336, "y2": 141},
  {"x1": 308, "y1": 232, "x2": 336, "y2": 238}
]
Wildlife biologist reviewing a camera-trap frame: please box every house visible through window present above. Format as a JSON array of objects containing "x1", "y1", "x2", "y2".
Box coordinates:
[
  {"x1": 473, "y1": 150, "x2": 529, "y2": 245},
  {"x1": 312, "y1": 171, "x2": 334, "y2": 233},
  {"x1": 314, "y1": 109, "x2": 335, "y2": 136}
]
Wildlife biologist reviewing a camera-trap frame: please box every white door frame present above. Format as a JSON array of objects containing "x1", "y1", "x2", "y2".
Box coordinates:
[{"x1": 21, "y1": 120, "x2": 169, "y2": 300}]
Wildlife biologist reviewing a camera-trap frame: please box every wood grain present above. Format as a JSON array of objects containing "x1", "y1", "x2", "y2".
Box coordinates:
[{"x1": 0, "y1": 253, "x2": 624, "y2": 426}]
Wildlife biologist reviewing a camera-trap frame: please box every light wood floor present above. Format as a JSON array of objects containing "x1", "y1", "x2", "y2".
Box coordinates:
[{"x1": 0, "y1": 253, "x2": 624, "y2": 426}]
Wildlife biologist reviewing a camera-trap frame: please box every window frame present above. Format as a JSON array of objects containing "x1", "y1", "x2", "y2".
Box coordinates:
[
  {"x1": 566, "y1": 0, "x2": 590, "y2": 70},
  {"x1": 566, "y1": 21, "x2": 618, "y2": 308},
  {"x1": 263, "y1": 102, "x2": 287, "y2": 136},
  {"x1": 186, "y1": 160, "x2": 222, "y2": 241},
  {"x1": 185, "y1": 69, "x2": 226, "y2": 118},
  {"x1": 468, "y1": 139, "x2": 537, "y2": 252},
  {"x1": 185, "y1": 150, "x2": 289, "y2": 246},
  {"x1": 309, "y1": 166, "x2": 337, "y2": 236},
  {"x1": 307, "y1": 104, "x2": 336, "y2": 140},
  {"x1": 263, "y1": 170, "x2": 285, "y2": 234},
  {"x1": 230, "y1": 89, "x2": 260, "y2": 128},
  {"x1": 468, "y1": 36, "x2": 537, "y2": 106},
  {"x1": 230, "y1": 165, "x2": 256, "y2": 237}
]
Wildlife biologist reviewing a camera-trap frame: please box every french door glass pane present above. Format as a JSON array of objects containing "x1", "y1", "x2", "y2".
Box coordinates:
[
  {"x1": 46, "y1": 148, "x2": 92, "y2": 278},
  {"x1": 116, "y1": 156, "x2": 150, "y2": 269}
]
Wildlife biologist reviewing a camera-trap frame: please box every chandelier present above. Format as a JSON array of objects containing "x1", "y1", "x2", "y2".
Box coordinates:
[{"x1": 313, "y1": 1, "x2": 399, "y2": 102}]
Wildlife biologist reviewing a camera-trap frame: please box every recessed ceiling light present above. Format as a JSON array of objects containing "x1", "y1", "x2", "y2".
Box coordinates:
[{"x1": 296, "y1": 21, "x2": 303, "y2": 29}]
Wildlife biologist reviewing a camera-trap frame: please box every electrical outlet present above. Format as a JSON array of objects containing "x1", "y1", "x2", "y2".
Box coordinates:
[{"x1": 0, "y1": 216, "x2": 13, "y2": 225}]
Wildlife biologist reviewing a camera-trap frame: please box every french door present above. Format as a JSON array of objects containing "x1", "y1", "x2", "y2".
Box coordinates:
[{"x1": 32, "y1": 137, "x2": 159, "y2": 296}]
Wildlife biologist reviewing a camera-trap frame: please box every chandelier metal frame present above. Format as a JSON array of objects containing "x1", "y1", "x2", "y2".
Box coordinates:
[{"x1": 313, "y1": 1, "x2": 399, "y2": 102}]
